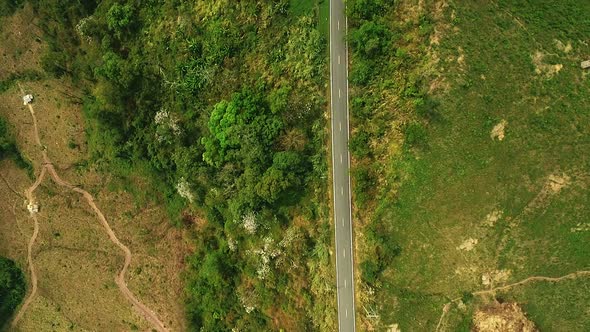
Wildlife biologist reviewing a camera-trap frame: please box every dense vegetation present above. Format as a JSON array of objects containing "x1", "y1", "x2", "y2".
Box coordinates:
[
  {"x1": 0, "y1": 116, "x2": 30, "y2": 171},
  {"x1": 22, "y1": 0, "x2": 335, "y2": 330},
  {"x1": 349, "y1": 0, "x2": 590, "y2": 330},
  {"x1": 0, "y1": 257, "x2": 26, "y2": 328},
  {"x1": 0, "y1": 0, "x2": 23, "y2": 17}
]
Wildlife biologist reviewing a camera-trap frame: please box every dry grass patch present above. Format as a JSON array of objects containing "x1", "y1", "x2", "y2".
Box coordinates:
[{"x1": 0, "y1": 4, "x2": 44, "y2": 80}]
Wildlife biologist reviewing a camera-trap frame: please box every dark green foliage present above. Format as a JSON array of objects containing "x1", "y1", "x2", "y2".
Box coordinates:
[
  {"x1": 268, "y1": 85, "x2": 291, "y2": 114},
  {"x1": 0, "y1": 0, "x2": 23, "y2": 17},
  {"x1": 186, "y1": 247, "x2": 239, "y2": 330},
  {"x1": 349, "y1": 59, "x2": 375, "y2": 85},
  {"x1": 106, "y1": 3, "x2": 133, "y2": 37},
  {"x1": 360, "y1": 259, "x2": 380, "y2": 284},
  {"x1": 346, "y1": 0, "x2": 388, "y2": 24},
  {"x1": 41, "y1": 49, "x2": 68, "y2": 77},
  {"x1": 349, "y1": 21, "x2": 391, "y2": 58},
  {"x1": 349, "y1": 129, "x2": 371, "y2": 158},
  {"x1": 0, "y1": 71, "x2": 44, "y2": 94},
  {"x1": 0, "y1": 257, "x2": 26, "y2": 326},
  {"x1": 202, "y1": 89, "x2": 283, "y2": 167},
  {"x1": 352, "y1": 165, "x2": 374, "y2": 206},
  {"x1": 404, "y1": 122, "x2": 427, "y2": 147},
  {"x1": 0, "y1": 116, "x2": 31, "y2": 171}
]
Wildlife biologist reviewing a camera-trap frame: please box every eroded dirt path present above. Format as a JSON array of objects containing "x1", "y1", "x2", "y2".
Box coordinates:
[
  {"x1": 11, "y1": 84, "x2": 168, "y2": 331},
  {"x1": 10, "y1": 166, "x2": 46, "y2": 327},
  {"x1": 435, "y1": 270, "x2": 590, "y2": 331}
]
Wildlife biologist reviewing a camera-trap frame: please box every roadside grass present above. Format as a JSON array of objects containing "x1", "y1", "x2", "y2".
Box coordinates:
[
  {"x1": 318, "y1": 0, "x2": 330, "y2": 40},
  {"x1": 290, "y1": 0, "x2": 329, "y2": 39},
  {"x1": 367, "y1": 0, "x2": 590, "y2": 330}
]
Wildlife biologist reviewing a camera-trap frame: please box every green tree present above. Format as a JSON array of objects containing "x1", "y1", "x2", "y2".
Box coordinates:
[
  {"x1": 349, "y1": 21, "x2": 391, "y2": 58},
  {"x1": 360, "y1": 259, "x2": 380, "y2": 285},
  {"x1": 347, "y1": 0, "x2": 387, "y2": 23},
  {"x1": 106, "y1": 3, "x2": 133, "y2": 37}
]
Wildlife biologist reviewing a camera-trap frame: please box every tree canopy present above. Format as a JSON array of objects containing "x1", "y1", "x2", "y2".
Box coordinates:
[{"x1": 0, "y1": 257, "x2": 26, "y2": 326}]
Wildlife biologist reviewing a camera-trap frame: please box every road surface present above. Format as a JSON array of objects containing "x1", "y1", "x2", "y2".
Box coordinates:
[{"x1": 329, "y1": 0, "x2": 356, "y2": 331}]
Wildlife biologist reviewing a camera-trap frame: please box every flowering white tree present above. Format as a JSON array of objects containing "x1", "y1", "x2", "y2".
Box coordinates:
[
  {"x1": 176, "y1": 177, "x2": 194, "y2": 203},
  {"x1": 75, "y1": 17, "x2": 94, "y2": 42},
  {"x1": 241, "y1": 212, "x2": 257, "y2": 234},
  {"x1": 154, "y1": 108, "x2": 183, "y2": 141},
  {"x1": 249, "y1": 237, "x2": 281, "y2": 280}
]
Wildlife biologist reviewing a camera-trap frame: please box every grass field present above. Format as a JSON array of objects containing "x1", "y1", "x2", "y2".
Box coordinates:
[{"x1": 362, "y1": 0, "x2": 590, "y2": 330}]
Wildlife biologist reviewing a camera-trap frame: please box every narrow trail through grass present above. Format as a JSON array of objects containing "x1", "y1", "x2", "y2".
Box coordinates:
[
  {"x1": 11, "y1": 83, "x2": 168, "y2": 332},
  {"x1": 435, "y1": 270, "x2": 590, "y2": 332}
]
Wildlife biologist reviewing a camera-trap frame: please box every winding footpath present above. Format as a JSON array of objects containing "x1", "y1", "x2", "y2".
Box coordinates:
[{"x1": 11, "y1": 84, "x2": 168, "y2": 332}]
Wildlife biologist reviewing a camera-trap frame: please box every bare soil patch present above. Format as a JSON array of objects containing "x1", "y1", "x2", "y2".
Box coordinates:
[
  {"x1": 483, "y1": 209, "x2": 503, "y2": 227},
  {"x1": 532, "y1": 51, "x2": 563, "y2": 77},
  {"x1": 456, "y1": 238, "x2": 478, "y2": 251},
  {"x1": 473, "y1": 302, "x2": 537, "y2": 332},
  {"x1": 490, "y1": 120, "x2": 507, "y2": 141},
  {"x1": 554, "y1": 39, "x2": 572, "y2": 54}
]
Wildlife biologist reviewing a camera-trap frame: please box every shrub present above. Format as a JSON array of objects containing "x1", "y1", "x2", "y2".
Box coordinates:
[
  {"x1": 360, "y1": 259, "x2": 380, "y2": 285},
  {"x1": 349, "y1": 129, "x2": 371, "y2": 158},
  {"x1": 0, "y1": 257, "x2": 26, "y2": 325},
  {"x1": 404, "y1": 122, "x2": 427, "y2": 147},
  {"x1": 349, "y1": 21, "x2": 391, "y2": 58},
  {"x1": 349, "y1": 59, "x2": 375, "y2": 86}
]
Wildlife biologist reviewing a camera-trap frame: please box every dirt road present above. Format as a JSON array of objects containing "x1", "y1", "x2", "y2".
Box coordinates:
[{"x1": 11, "y1": 84, "x2": 168, "y2": 331}]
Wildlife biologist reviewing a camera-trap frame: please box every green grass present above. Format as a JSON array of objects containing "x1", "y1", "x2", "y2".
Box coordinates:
[
  {"x1": 290, "y1": 0, "x2": 315, "y2": 17},
  {"x1": 318, "y1": 0, "x2": 330, "y2": 40},
  {"x1": 290, "y1": 0, "x2": 329, "y2": 39},
  {"x1": 369, "y1": 0, "x2": 590, "y2": 330}
]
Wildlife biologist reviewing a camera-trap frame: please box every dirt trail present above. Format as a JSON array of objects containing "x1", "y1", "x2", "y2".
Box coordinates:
[
  {"x1": 434, "y1": 270, "x2": 590, "y2": 331},
  {"x1": 11, "y1": 163, "x2": 46, "y2": 327},
  {"x1": 11, "y1": 84, "x2": 168, "y2": 331}
]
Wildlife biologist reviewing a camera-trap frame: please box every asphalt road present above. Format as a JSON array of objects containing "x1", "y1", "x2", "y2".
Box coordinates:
[{"x1": 329, "y1": 0, "x2": 356, "y2": 331}]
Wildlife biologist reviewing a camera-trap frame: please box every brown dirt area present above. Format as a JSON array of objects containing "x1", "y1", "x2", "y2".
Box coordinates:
[
  {"x1": 473, "y1": 302, "x2": 537, "y2": 332},
  {"x1": 0, "y1": 7, "x2": 188, "y2": 331},
  {"x1": 490, "y1": 120, "x2": 507, "y2": 141},
  {"x1": 0, "y1": 4, "x2": 44, "y2": 81},
  {"x1": 532, "y1": 51, "x2": 563, "y2": 78}
]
